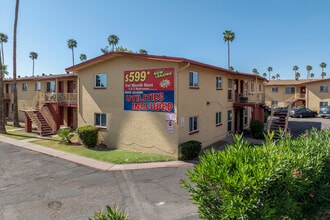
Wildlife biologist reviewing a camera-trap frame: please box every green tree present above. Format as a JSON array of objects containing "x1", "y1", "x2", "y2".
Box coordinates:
[
  {"x1": 320, "y1": 62, "x2": 327, "y2": 76},
  {"x1": 293, "y1": 65, "x2": 299, "y2": 78},
  {"x1": 271, "y1": 75, "x2": 276, "y2": 80},
  {"x1": 101, "y1": 46, "x2": 109, "y2": 54},
  {"x1": 12, "y1": 0, "x2": 20, "y2": 127},
  {"x1": 267, "y1": 66, "x2": 273, "y2": 80},
  {"x1": 139, "y1": 49, "x2": 148, "y2": 54},
  {"x1": 115, "y1": 46, "x2": 133, "y2": 53},
  {"x1": 295, "y1": 72, "x2": 300, "y2": 80},
  {"x1": 108, "y1": 34, "x2": 119, "y2": 52},
  {"x1": 252, "y1": 68, "x2": 259, "y2": 75},
  {"x1": 29, "y1": 51, "x2": 38, "y2": 77},
  {"x1": 275, "y1": 73, "x2": 280, "y2": 80},
  {"x1": 0, "y1": 33, "x2": 8, "y2": 64},
  {"x1": 321, "y1": 71, "x2": 326, "y2": 79},
  {"x1": 229, "y1": 66, "x2": 234, "y2": 70},
  {"x1": 79, "y1": 53, "x2": 87, "y2": 62},
  {"x1": 0, "y1": 52, "x2": 6, "y2": 133},
  {"x1": 306, "y1": 65, "x2": 312, "y2": 79},
  {"x1": 262, "y1": 72, "x2": 267, "y2": 78},
  {"x1": 310, "y1": 73, "x2": 315, "y2": 79},
  {"x1": 223, "y1": 30, "x2": 235, "y2": 69},
  {"x1": 67, "y1": 39, "x2": 77, "y2": 65}
]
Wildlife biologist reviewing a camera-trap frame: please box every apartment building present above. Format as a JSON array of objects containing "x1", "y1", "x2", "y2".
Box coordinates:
[
  {"x1": 66, "y1": 52, "x2": 267, "y2": 158},
  {"x1": 4, "y1": 73, "x2": 78, "y2": 135},
  {"x1": 264, "y1": 79, "x2": 330, "y2": 111}
]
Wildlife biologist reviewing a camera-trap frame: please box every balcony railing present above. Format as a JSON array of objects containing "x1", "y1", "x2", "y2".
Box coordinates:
[
  {"x1": 40, "y1": 92, "x2": 77, "y2": 104},
  {"x1": 235, "y1": 92, "x2": 265, "y2": 104}
]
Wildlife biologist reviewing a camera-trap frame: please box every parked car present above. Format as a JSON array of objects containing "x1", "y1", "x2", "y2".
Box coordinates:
[
  {"x1": 273, "y1": 107, "x2": 288, "y2": 116},
  {"x1": 290, "y1": 108, "x2": 317, "y2": 118},
  {"x1": 319, "y1": 106, "x2": 330, "y2": 118}
]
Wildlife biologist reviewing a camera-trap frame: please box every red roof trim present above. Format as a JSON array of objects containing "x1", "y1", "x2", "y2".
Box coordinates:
[{"x1": 65, "y1": 52, "x2": 266, "y2": 81}]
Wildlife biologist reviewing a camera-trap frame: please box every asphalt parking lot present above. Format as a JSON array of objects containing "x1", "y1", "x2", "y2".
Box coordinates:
[{"x1": 288, "y1": 116, "x2": 330, "y2": 137}]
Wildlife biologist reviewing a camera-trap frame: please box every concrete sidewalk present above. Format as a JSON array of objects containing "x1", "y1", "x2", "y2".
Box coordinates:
[{"x1": 0, "y1": 135, "x2": 194, "y2": 171}]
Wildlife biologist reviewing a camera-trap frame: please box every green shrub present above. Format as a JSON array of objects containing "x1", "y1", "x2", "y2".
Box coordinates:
[
  {"x1": 89, "y1": 205, "x2": 128, "y2": 220},
  {"x1": 250, "y1": 120, "x2": 264, "y2": 139},
  {"x1": 182, "y1": 130, "x2": 330, "y2": 219},
  {"x1": 58, "y1": 128, "x2": 74, "y2": 144},
  {"x1": 76, "y1": 125, "x2": 98, "y2": 148},
  {"x1": 178, "y1": 140, "x2": 202, "y2": 160}
]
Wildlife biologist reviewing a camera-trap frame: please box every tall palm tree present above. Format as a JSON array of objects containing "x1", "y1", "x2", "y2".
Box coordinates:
[
  {"x1": 262, "y1": 72, "x2": 267, "y2": 78},
  {"x1": 29, "y1": 51, "x2": 38, "y2": 77},
  {"x1": 293, "y1": 65, "x2": 299, "y2": 77},
  {"x1": 267, "y1": 67, "x2": 273, "y2": 80},
  {"x1": 271, "y1": 75, "x2": 276, "y2": 80},
  {"x1": 306, "y1": 65, "x2": 312, "y2": 80},
  {"x1": 79, "y1": 53, "x2": 87, "y2": 62},
  {"x1": 0, "y1": 50, "x2": 6, "y2": 133},
  {"x1": 321, "y1": 72, "x2": 326, "y2": 79},
  {"x1": 223, "y1": 30, "x2": 235, "y2": 69},
  {"x1": 108, "y1": 34, "x2": 119, "y2": 52},
  {"x1": 320, "y1": 62, "x2": 327, "y2": 74},
  {"x1": 0, "y1": 33, "x2": 8, "y2": 64},
  {"x1": 310, "y1": 73, "x2": 315, "y2": 79},
  {"x1": 275, "y1": 73, "x2": 280, "y2": 80},
  {"x1": 252, "y1": 68, "x2": 259, "y2": 75},
  {"x1": 67, "y1": 39, "x2": 77, "y2": 65},
  {"x1": 12, "y1": 0, "x2": 20, "y2": 127},
  {"x1": 295, "y1": 72, "x2": 300, "y2": 80}
]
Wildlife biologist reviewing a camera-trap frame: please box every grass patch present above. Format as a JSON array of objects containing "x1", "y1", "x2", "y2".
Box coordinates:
[
  {"x1": 31, "y1": 137, "x2": 174, "y2": 164},
  {"x1": 3, "y1": 131, "x2": 39, "y2": 140}
]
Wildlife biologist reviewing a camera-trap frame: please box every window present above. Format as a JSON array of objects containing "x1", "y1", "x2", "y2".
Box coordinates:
[
  {"x1": 259, "y1": 84, "x2": 262, "y2": 92},
  {"x1": 216, "y1": 112, "x2": 222, "y2": 126},
  {"x1": 95, "y1": 73, "x2": 107, "y2": 88},
  {"x1": 271, "y1": 101, "x2": 279, "y2": 106},
  {"x1": 251, "y1": 81, "x2": 255, "y2": 91},
  {"x1": 244, "y1": 108, "x2": 248, "y2": 126},
  {"x1": 10, "y1": 84, "x2": 16, "y2": 93},
  {"x1": 271, "y1": 87, "x2": 278, "y2": 93},
  {"x1": 227, "y1": 110, "x2": 233, "y2": 132},
  {"x1": 189, "y1": 116, "x2": 198, "y2": 133},
  {"x1": 320, "y1": 85, "x2": 328, "y2": 92},
  {"x1": 22, "y1": 83, "x2": 27, "y2": 91},
  {"x1": 320, "y1": 102, "x2": 328, "y2": 107},
  {"x1": 46, "y1": 81, "x2": 56, "y2": 92},
  {"x1": 228, "y1": 79, "x2": 233, "y2": 100},
  {"x1": 94, "y1": 113, "x2": 107, "y2": 127},
  {"x1": 35, "y1": 82, "x2": 41, "y2": 91},
  {"x1": 216, "y1": 76, "x2": 222, "y2": 89},
  {"x1": 189, "y1": 71, "x2": 199, "y2": 87},
  {"x1": 11, "y1": 103, "x2": 14, "y2": 112},
  {"x1": 244, "y1": 81, "x2": 248, "y2": 96},
  {"x1": 285, "y1": 86, "x2": 295, "y2": 94}
]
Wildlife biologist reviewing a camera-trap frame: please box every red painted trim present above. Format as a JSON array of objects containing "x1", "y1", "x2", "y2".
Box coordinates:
[{"x1": 189, "y1": 130, "x2": 199, "y2": 135}]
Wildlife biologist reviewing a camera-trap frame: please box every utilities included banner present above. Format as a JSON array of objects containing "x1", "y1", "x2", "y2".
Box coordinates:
[{"x1": 124, "y1": 68, "x2": 174, "y2": 112}]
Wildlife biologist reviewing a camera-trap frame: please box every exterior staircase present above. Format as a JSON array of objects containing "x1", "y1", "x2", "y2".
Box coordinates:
[
  {"x1": 24, "y1": 104, "x2": 57, "y2": 136},
  {"x1": 267, "y1": 105, "x2": 291, "y2": 138}
]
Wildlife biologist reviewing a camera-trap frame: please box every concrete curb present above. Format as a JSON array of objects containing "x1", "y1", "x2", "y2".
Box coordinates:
[{"x1": 0, "y1": 135, "x2": 195, "y2": 171}]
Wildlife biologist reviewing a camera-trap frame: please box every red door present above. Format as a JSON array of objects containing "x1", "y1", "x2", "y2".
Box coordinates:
[
  {"x1": 58, "y1": 81, "x2": 64, "y2": 93},
  {"x1": 67, "y1": 81, "x2": 74, "y2": 93},
  {"x1": 67, "y1": 107, "x2": 73, "y2": 128}
]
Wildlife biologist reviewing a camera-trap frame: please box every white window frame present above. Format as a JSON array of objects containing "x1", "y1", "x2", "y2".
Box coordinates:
[
  {"x1": 227, "y1": 110, "x2": 233, "y2": 132},
  {"x1": 251, "y1": 81, "x2": 255, "y2": 91},
  {"x1": 46, "y1": 81, "x2": 56, "y2": 93},
  {"x1": 271, "y1": 101, "x2": 279, "y2": 106},
  {"x1": 216, "y1": 112, "x2": 222, "y2": 126},
  {"x1": 285, "y1": 86, "x2": 295, "y2": 94},
  {"x1": 189, "y1": 116, "x2": 198, "y2": 133},
  {"x1": 95, "y1": 73, "x2": 107, "y2": 88},
  {"x1": 216, "y1": 76, "x2": 222, "y2": 89},
  {"x1": 271, "y1": 87, "x2": 278, "y2": 93},
  {"x1": 320, "y1": 102, "x2": 328, "y2": 107},
  {"x1": 94, "y1": 113, "x2": 107, "y2": 127},
  {"x1": 243, "y1": 108, "x2": 248, "y2": 126},
  {"x1": 35, "y1": 81, "x2": 41, "y2": 91},
  {"x1": 22, "y1": 82, "x2": 28, "y2": 91},
  {"x1": 189, "y1": 71, "x2": 199, "y2": 87},
  {"x1": 228, "y1": 79, "x2": 233, "y2": 100},
  {"x1": 320, "y1": 85, "x2": 328, "y2": 92}
]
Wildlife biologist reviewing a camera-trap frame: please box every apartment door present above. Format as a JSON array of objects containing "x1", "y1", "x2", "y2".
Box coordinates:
[
  {"x1": 67, "y1": 107, "x2": 73, "y2": 128},
  {"x1": 67, "y1": 81, "x2": 74, "y2": 93},
  {"x1": 58, "y1": 81, "x2": 64, "y2": 93},
  {"x1": 300, "y1": 86, "x2": 306, "y2": 99}
]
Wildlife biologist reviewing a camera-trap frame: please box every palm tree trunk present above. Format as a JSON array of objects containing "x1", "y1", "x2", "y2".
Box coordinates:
[
  {"x1": 0, "y1": 52, "x2": 7, "y2": 133},
  {"x1": 32, "y1": 59, "x2": 34, "y2": 77},
  {"x1": 12, "y1": 0, "x2": 20, "y2": 127},
  {"x1": 71, "y1": 48, "x2": 74, "y2": 65},
  {"x1": 227, "y1": 41, "x2": 230, "y2": 69}
]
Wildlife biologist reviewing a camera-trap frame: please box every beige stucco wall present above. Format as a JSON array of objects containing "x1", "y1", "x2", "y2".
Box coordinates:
[
  {"x1": 264, "y1": 85, "x2": 297, "y2": 107},
  {"x1": 306, "y1": 81, "x2": 330, "y2": 111}
]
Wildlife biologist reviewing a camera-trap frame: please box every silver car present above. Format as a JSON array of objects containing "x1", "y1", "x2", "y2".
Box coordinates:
[{"x1": 319, "y1": 106, "x2": 330, "y2": 118}]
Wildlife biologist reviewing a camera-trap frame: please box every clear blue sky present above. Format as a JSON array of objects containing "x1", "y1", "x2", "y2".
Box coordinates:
[{"x1": 1, "y1": 0, "x2": 329, "y2": 79}]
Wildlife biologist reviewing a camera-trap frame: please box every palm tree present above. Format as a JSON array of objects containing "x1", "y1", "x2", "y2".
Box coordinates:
[
  {"x1": 320, "y1": 62, "x2": 327, "y2": 76},
  {"x1": 321, "y1": 72, "x2": 326, "y2": 79},
  {"x1": 67, "y1": 39, "x2": 77, "y2": 65},
  {"x1": 12, "y1": 0, "x2": 20, "y2": 127},
  {"x1": 293, "y1": 65, "x2": 299, "y2": 77},
  {"x1": 0, "y1": 51, "x2": 6, "y2": 133},
  {"x1": 0, "y1": 33, "x2": 8, "y2": 64},
  {"x1": 275, "y1": 73, "x2": 280, "y2": 80},
  {"x1": 229, "y1": 66, "x2": 234, "y2": 70},
  {"x1": 267, "y1": 67, "x2": 273, "y2": 80},
  {"x1": 310, "y1": 73, "x2": 315, "y2": 79},
  {"x1": 29, "y1": 51, "x2": 38, "y2": 77},
  {"x1": 295, "y1": 72, "x2": 301, "y2": 80},
  {"x1": 306, "y1": 65, "x2": 312, "y2": 79},
  {"x1": 223, "y1": 30, "x2": 235, "y2": 69},
  {"x1": 108, "y1": 34, "x2": 119, "y2": 52},
  {"x1": 262, "y1": 72, "x2": 267, "y2": 78},
  {"x1": 79, "y1": 53, "x2": 87, "y2": 62},
  {"x1": 139, "y1": 49, "x2": 148, "y2": 55},
  {"x1": 101, "y1": 46, "x2": 109, "y2": 54},
  {"x1": 271, "y1": 75, "x2": 276, "y2": 80},
  {"x1": 252, "y1": 68, "x2": 259, "y2": 75}
]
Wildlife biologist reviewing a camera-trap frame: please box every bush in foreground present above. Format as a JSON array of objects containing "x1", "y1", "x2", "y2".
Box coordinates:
[
  {"x1": 89, "y1": 205, "x2": 128, "y2": 220},
  {"x1": 182, "y1": 129, "x2": 330, "y2": 219},
  {"x1": 76, "y1": 125, "x2": 98, "y2": 148},
  {"x1": 58, "y1": 128, "x2": 74, "y2": 144}
]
